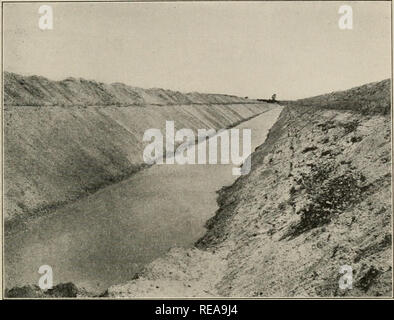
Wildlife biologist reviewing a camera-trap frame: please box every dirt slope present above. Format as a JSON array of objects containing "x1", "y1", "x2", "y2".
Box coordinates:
[
  {"x1": 4, "y1": 71, "x2": 249, "y2": 107},
  {"x1": 286, "y1": 79, "x2": 391, "y2": 115},
  {"x1": 108, "y1": 79, "x2": 392, "y2": 297},
  {"x1": 4, "y1": 72, "x2": 271, "y2": 232}
]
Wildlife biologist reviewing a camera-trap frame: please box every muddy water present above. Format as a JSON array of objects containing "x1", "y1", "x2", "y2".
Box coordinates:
[{"x1": 5, "y1": 107, "x2": 283, "y2": 293}]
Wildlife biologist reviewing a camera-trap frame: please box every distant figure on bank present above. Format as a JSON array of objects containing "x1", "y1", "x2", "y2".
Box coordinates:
[{"x1": 271, "y1": 94, "x2": 277, "y2": 101}]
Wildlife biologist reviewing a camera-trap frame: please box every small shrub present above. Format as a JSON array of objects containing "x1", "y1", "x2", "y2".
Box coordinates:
[
  {"x1": 340, "y1": 120, "x2": 360, "y2": 134},
  {"x1": 350, "y1": 136, "x2": 363, "y2": 143},
  {"x1": 285, "y1": 167, "x2": 366, "y2": 239},
  {"x1": 302, "y1": 146, "x2": 318, "y2": 153}
]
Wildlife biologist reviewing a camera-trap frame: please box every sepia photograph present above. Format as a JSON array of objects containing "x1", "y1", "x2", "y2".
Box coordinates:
[{"x1": 0, "y1": 0, "x2": 392, "y2": 301}]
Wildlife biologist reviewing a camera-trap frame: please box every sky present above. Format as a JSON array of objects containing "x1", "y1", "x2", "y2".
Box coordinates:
[{"x1": 3, "y1": 1, "x2": 392, "y2": 100}]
